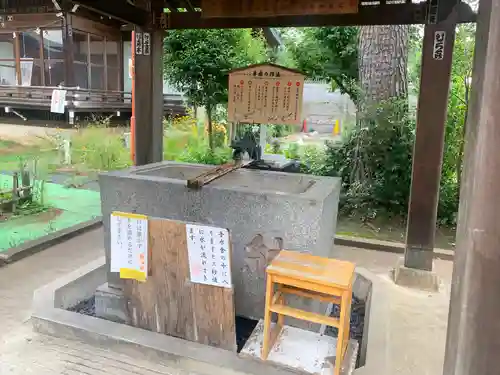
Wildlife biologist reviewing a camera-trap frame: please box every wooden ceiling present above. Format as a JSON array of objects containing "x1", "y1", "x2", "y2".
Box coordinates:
[{"x1": 69, "y1": 0, "x2": 476, "y2": 29}]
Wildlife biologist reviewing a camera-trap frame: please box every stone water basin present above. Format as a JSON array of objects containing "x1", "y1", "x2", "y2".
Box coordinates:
[
  {"x1": 133, "y1": 163, "x2": 316, "y2": 194},
  {"x1": 99, "y1": 161, "x2": 341, "y2": 321}
]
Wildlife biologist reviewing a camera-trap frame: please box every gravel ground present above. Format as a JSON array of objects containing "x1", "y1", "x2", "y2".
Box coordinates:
[
  {"x1": 327, "y1": 295, "x2": 366, "y2": 342},
  {"x1": 68, "y1": 296, "x2": 96, "y2": 317},
  {"x1": 327, "y1": 294, "x2": 366, "y2": 367}
]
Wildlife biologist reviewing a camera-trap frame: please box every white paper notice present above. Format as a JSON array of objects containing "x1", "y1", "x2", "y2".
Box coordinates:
[
  {"x1": 186, "y1": 224, "x2": 232, "y2": 288},
  {"x1": 50, "y1": 89, "x2": 66, "y2": 114},
  {"x1": 110, "y1": 212, "x2": 148, "y2": 281}
]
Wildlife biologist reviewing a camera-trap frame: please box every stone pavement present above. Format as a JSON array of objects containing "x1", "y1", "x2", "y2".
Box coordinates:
[
  {"x1": 0, "y1": 228, "x2": 454, "y2": 375},
  {"x1": 336, "y1": 248, "x2": 453, "y2": 375},
  {"x1": 0, "y1": 228, "x2": 195, "y2": 375}
]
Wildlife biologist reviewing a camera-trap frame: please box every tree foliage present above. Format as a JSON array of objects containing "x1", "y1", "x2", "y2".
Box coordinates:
[
  {"x1": 438, "y1": 23, "x2": 475, "y2": 224},
  {"x1": 285, "y1": 27, "x2": 359, "y2": 102},
  {"x1": 295, "y1": 23, "x2": 476, "y2": 226},
  {"x1": 162, "y1": 23, "x2": 477, "y2": 227},
  {"x1": 163, "y1": 29, "x2": 266, "y2": 147},
  {"x1": 303, "y1": 98, "x2": 414, "y2": 219}
]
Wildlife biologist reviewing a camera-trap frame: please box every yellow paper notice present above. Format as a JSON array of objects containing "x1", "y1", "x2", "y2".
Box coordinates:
[{"x1": 120, "y1": 268, "x2": 147, "y2": 282}]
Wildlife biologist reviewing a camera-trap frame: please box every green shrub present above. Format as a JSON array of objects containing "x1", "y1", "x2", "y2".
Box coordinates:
[
  {"x1": 268, "y1": 124, "x2": 294, "y2": 138},
  {"x1": 299, "y1": 99, "x2": 414, "y2": 220},
  {"x1": 164, "y1": 125, "x2": 231, "y2": 165},
  {"x1": 163, "y1": 129, "x2": 194, "y2": 161},
  {"x1": 284, "y1": 143, "x2": 300, "y2": 160},
  {"x1": 71, "y1": 128, "x2": 130, "y2": 171},
  {"x1": 177, "y1": 144, "x2": 231, "y2": 165}
]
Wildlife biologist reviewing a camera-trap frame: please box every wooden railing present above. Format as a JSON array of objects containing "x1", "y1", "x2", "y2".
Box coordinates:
[{"x1": 0, "y1": 85, "x2": 186, "y2": 113}]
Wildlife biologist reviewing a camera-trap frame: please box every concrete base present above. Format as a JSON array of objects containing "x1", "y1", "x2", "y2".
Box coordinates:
[
  {"x1": 240, "y1": 320, "x2": 358, "y2": 375},
  {"x1": 31, "y1": 258, "x2": 384, "y2": 375},
  {"x1": 95, "y1": 283, "x2": 129, "y2": 324},
  {"x1": 392, "y1": 258, "x2": 440, "y2": 292}
]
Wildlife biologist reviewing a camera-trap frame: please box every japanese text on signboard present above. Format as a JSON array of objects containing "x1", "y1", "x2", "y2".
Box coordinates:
[
  {"x1": 228, "y1": 64, "x2": 305, "y2": 126},
  {"x1": 110, "y1": 212, "x2": 148, "y2": 282},
  {"x1": 186, "y1": 224, "x2": 232, "y2": 288}
]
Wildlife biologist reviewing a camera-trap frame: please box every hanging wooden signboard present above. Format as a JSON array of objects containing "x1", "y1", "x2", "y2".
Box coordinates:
[
  {"x1": 201, "y1": 0, "x2": 359, "y2": 17},
  {"x1": 228, "y1": 63, "x2": 305, "y2": 126},
  {"x1": 122, "y1": 218, "x2": 237, "y2": 352}
]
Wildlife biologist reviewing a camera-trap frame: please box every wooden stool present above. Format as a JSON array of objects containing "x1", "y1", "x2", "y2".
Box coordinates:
[{"x1": 261, "y1": 250, "x2": 355, "y2": 375}]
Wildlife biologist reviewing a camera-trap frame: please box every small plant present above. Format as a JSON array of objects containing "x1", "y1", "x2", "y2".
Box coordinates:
[
  {"x1": 268, "y1": 124, "x2": 294, "y2": 138},
  {"x1": 71, "y1": 127, "x2": 131, "y2": 171},
  {"x1": 284, "y1": 143, "x2": 300, "y2": 160},
  {"x1": 268, "y1": 139, "x2": 282, "y2": 155},
  {"x1": 0, "y1": 159, "x2": 49, "y2": 219},
  {"x1": 204, "y1": 122, "x2": 227, "y2": 148},
  {"x1": 85, "y1": 114, "x2": 113, "y2": 128},
  {"x1": 46, "y1": 220, "x2": 57, "y2": 234},
  {"x1": 8, "y1": 236, "x2": 22, "y2": 249},
  {"x1": 164, "y1": 110, "x2": 198, "y2": 132}
]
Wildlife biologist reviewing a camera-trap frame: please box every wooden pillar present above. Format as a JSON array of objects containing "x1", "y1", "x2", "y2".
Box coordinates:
[
  {"x1": 443, "y1": 0, "x2": 500, "y2": 372},
  {"x1": 13, "y1": 32, "x2": 21, "y2": 85},
  {"x1": 404, "y1": 12, "x2": 457, "y2": 271},
  {"x1": 62, "y1": 12, "x2": 75, "y2": 87},
  {"x1": 133, "y1": 28, "x2": 164, "y2": 166}
]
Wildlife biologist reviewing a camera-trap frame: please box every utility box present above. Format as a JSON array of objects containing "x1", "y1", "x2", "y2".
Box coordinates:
[{"x1": 99, "y1": 161, "x2": 341, "y2": 321}]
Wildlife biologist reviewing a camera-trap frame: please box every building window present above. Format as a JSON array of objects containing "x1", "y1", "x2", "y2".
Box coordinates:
[
  {"x1": 43, "y1": 29, "x2": 64, "y2": 86},
  {"x1": 20, "y1": 58, "x2": 42, "y2": 86},
  {"x1": 0, "y1": 61, "x2": 15, "y2": 85},
  {"x1": 74, "y1": 31, "x2": 89, "y2": 88},
  {"x1": 106, "y1": 39, "x2": 119, "y2": 91},
  {"x1": 43, "y1": 30, "x2": 64, "y2": 59},
  {"x1": 18, "y1": 30, "x2": 43, "y2": 86},
  {"x1": 44, "y1": 59, "x2": 64, "y2": 86},
  {"x1": 0, "y1": 33, "x2": 16, "y2": 85},
  {"x1": 0, "y1": 28, "x2": 123, "y2": 90},
  {"x1": 89, "y1": 34, "x2": 104, "y2": 90},
  {"x1": 19, "y1": 30, "x2": 41, "y2": 59},
  {"x1": 74, "y1": 62, "x2": 88, "y2": 89}
]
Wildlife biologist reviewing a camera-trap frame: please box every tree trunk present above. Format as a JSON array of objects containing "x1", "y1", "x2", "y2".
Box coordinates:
[
  {"x1": 358, "y1": 25, "x2": 409, "y2": 109},
  {"x1": 207, "y1": 105, "x2": 214, "y2": 150},
  {"x1": 352, "y1": 25, "x2": 410, "y2": 184}
]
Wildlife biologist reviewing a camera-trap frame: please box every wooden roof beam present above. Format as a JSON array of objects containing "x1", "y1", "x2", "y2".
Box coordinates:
[
  {"x1": 163, "y1": 2, "x2": 476, "y2": 29},
  {"x1": 68, "y1": 0, "x2": 150, "y2": 25}
]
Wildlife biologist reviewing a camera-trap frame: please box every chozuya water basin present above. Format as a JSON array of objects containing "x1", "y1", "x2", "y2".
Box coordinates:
[
  {"x1": 133, "y1": 163, "x2": 316, "y2": 195},
  {"x1": 99, "y1": 161, "x2": 341, "y2": 321}
]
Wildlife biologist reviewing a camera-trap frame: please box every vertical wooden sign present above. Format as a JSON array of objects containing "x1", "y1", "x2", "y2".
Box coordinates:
[{"x1": 135, "y1": 32, "x2": 143, "y2": 55}]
